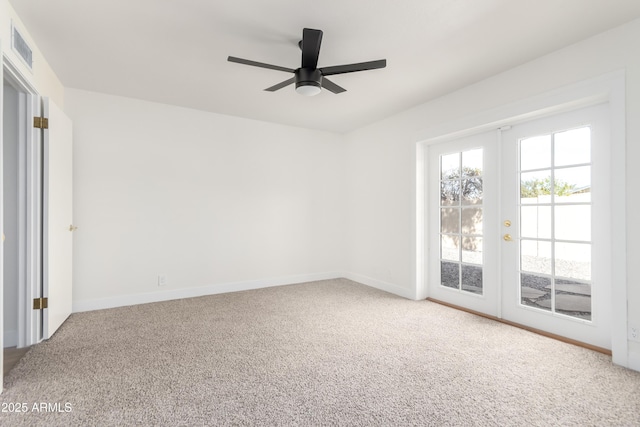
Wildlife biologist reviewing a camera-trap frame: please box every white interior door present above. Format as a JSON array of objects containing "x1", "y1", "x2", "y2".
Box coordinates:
[
  {"x1": 42, "y1": 97, "x2": 73, "y2": 339},
  {"x1": 500, "y1": 104, "x2": 611, "y2": 349},
  {"x1": 428, "y1": 131, "x2": 499, "y2": 316}
]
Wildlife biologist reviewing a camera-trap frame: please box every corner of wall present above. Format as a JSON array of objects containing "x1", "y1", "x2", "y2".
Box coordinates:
[
  {"x1": 343, "y1": 272, "x2": 417, "y2": 300},
  {"x1": 627, "y1": 343, "x2": 640, "y2": 371}
]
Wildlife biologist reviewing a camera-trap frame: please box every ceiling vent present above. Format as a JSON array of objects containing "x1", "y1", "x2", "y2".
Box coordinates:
[{"x1": 12, "y1": 22, "x2": 33, "y2": 71}]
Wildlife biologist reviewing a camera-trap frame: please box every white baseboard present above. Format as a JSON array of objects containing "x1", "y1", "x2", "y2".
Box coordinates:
[
  {"x1": 72, "y1": 271, "x2": 416, "y2": 313},
  {"x1": 72, "y1": 272, "x2": 343, "y2": 313},
  {"x1": 343, "y1": 272, "x2": 416, "y2": 300},
  {"x1": 3, "y1": 330, "x2": 18, "y2": 348}
]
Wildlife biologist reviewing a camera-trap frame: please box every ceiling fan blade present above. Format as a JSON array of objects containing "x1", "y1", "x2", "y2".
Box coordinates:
[
  {"x1": 321, "y1": 78, "x2": 346, "y2": 94},
  {"x1": 227, "y1": 56, "x2": 295, "y2": 73},
  {"x1": 301, "y1": 28, "x2": 323, "y2": 69},
  {"x1": 265, "y1": 77, "x2": 296, "y2": 92},
  {"x1": 320, "y1": 59, "x2": 386, "y2": 76}
]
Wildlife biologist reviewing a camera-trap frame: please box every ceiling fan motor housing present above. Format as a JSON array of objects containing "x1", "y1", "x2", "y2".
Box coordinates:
[{"x1": 295, "y1": 68, "x2": 322, "y2": 91}]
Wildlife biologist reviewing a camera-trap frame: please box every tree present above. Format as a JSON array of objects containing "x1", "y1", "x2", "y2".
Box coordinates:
[
  {"x1": 440, "y1": 166, "x2": 482, "y2": 205},
  {"x1": 520, "y1": 177, "x2": 575, "y2": 198},
  {"x1": 440, "y1": 167, "x2": 483, "y2": 248}
]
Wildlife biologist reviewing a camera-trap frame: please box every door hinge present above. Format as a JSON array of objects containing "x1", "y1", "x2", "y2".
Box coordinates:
[
  {"x1": 33, "y1": 116, "x2": 49, "y2": 129},
  {"x1": 33, "y1": 297, "x2": 48, "y2": 310}
]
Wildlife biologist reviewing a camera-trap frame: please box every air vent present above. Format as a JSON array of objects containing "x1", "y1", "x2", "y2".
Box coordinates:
[{"x1": 12, "y1": 22, "x2": 33, "y2": 70}]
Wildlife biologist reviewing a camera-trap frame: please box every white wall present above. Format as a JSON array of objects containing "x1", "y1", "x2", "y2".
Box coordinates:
[
  {"x1": 65, "y1": 89, "x2": 346, "y2": 311},
  {"x1": 343, "y1": 18, "x2": 640, "y2": 368},
  {"x1": 2, "y1": 81, "x2": 18, "y2": 347}
]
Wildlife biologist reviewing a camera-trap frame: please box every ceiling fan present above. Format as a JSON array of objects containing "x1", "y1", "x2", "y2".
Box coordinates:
[{"x1": 228, "y1": 28, "x2": 386, "y2": 96}]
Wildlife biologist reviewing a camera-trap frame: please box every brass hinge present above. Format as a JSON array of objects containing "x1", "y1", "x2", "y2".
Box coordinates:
[
  {"x1": 33, "y1": 116, "x2": 49, "y2": 129},
  {"x1": 33, "y1": 297, "x2": 48, "y2": 310}
]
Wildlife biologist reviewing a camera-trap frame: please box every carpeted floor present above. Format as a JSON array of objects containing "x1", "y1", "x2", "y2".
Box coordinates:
[{"x1": 1, "y1": 278, "x2": 639, "y2": 426}]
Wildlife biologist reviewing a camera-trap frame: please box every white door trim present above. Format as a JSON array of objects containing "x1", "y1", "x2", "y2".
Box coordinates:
[
  {"x1": 1, "y1": 37, "x2": 4, "y2": 392},
  {"x1": 3, "y1": 53, "x2": 42, "y2": 349},
  {"x1": 416, "y1": 71, "x2": 627, "y2": 367}
]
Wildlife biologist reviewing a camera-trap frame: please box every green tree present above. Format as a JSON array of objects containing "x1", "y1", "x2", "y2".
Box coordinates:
[{"x1": 520, "y1": 177, "x2": 575, "y2": 198}]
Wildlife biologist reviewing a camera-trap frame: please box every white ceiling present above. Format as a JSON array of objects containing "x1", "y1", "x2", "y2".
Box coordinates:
[{"x1": 10, "y1": 0, "x2": 640, "y2": 133}]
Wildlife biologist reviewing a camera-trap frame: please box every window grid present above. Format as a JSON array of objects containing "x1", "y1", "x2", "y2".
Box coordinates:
[
  {"x1": 439, "y1": 149, "x2": 484, "y2": 295},
  {"x1": 518, "y1": 127, "x2": 593, "y2": 321}
]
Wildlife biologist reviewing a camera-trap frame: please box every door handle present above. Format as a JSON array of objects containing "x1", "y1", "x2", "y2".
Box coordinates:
[
  {"x1": 503, "y1": 234, "x2": 513, "y2": 241},
  {"x1": 69, "y1": 225, "x2": 78, "y2": 232}
]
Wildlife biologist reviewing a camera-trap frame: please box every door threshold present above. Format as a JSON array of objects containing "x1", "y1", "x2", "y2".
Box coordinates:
[{"x1": 426, "y1": 297, "x2": 611, "y2": 355}]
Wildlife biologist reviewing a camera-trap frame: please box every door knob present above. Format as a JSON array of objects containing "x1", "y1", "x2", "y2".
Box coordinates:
[
  {"x1": 504, "y1": 220, "x2": 511, "y2": 227},
  {"x1": 69, "y1": 225, "x2": 78, "y2": 232},
  {"x1": 503, "y1": 234, "x2": 513, "y2": 241}
]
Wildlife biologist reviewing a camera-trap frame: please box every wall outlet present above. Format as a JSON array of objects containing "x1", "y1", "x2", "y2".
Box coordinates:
[
  {"x1": 630, "y1": 326, "x2": 640, "y2": 342},
  {"x1": 158, "y1": 275, "x2": 168, "y2": 287}
]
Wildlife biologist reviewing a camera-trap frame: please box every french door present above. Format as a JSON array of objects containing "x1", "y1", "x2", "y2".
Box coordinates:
[
  {"x1": 428, "y1": 104, "x2": 612, "y2": 349},
  {"x1": 428, "y1": 131, "x2": 499, "y2": 315}
]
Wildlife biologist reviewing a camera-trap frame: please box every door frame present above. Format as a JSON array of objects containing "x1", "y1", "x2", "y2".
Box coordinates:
[
  {"x1": 416, "y1": 71, "x2": 628, "y2": 366},
  {"x1": 2, "y1": 52, "x2": 43, "y2": 353}
]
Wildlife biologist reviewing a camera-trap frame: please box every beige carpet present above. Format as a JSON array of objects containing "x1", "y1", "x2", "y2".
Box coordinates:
[{"x1": 2, "y1": 279, "x2": 639, "y2": 426}]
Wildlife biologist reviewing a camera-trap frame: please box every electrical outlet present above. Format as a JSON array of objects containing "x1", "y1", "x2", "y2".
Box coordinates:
[
  {"x1": 158, "y1": 275, "x2": 167, "y2": 287},
  {"x1": 629, "y1": 326, "x2": 640, "y2": 342}
]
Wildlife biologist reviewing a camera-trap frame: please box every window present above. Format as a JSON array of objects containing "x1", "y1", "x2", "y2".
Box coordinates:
[
  {"x1": 439, "y1": 149, "x2": 484, "y2": 294},
  {"x1": 519, "y1": 127, "x2": 592, "y2": 320}
]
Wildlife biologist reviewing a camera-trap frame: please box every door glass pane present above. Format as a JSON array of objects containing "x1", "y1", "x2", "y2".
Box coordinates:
[
  {"x1": 521, "y1": 206, "x2": 551, "y2": 239},
  {"x1": 441, "y1": 181, "x2": 460, "y2": 206},
  {"x1": 520, "y1": 135, "x2": 551, "y2": 170},
  {"x1": 555, "y1": 279, "x2": 591, "y2": 320},
  {"x1": 441, "y1": 153, "x2": 459, "y2": 179},
  {"x1": 520, "y1": 274, "x2": 552, "y2": 312},
  {"x1": 555, "y1": 205, "x2": 591, "y2": 241},
  {"x1": 441, "y1": 261, "x2": 459, "y2": 289},
  {"x1": 439, "y1": 148, "x2": 484, "y2": 295},
  {"x1": 441, "y1": 235, "x2": 459, "y2": 261},
  {"x1": 461, "y1": 177, "x2": 483, "y2": 205},
  {"x1": 462, "y1": 149, "x2": 483, "y2": 177},
  {"x1": 521, "y1": 240, "x2": 552, "y2": 275},
  {"x1": 555, "y1": 127, "x2": 590, "y2": 167},
  {"x1": 461, "y1": 208, "x2": 483, "y2": 235},
  {"x1": 461, "y1": 265, "x2": 482, "y2": 294},
  {"x1": 521, "y1": 170, "x2": 552, "y2": 204},
  {"x1": 462, "y1": 237, "x2": 482, "y2": 264},
  {"x1": 517, "y1": 123, "x2": 593, "y2": 321},
  {"x1": 441, "y1": 208, "x2": 460, "y2": 234},
  {"x1": 555, "y1": 242, "x2": 591, "y2": 281},
  {"x1": 554, "y1": 166, "x2": 591, "y2": 203}
]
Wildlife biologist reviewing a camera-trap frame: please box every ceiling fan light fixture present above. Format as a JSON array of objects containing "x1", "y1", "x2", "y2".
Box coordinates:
[
  {"x1": 295, "y1": 68, "x2": 322, "y2": 96},
  {"x1": 295, "y1": 82, "x2": 322, "y2": 96}
]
